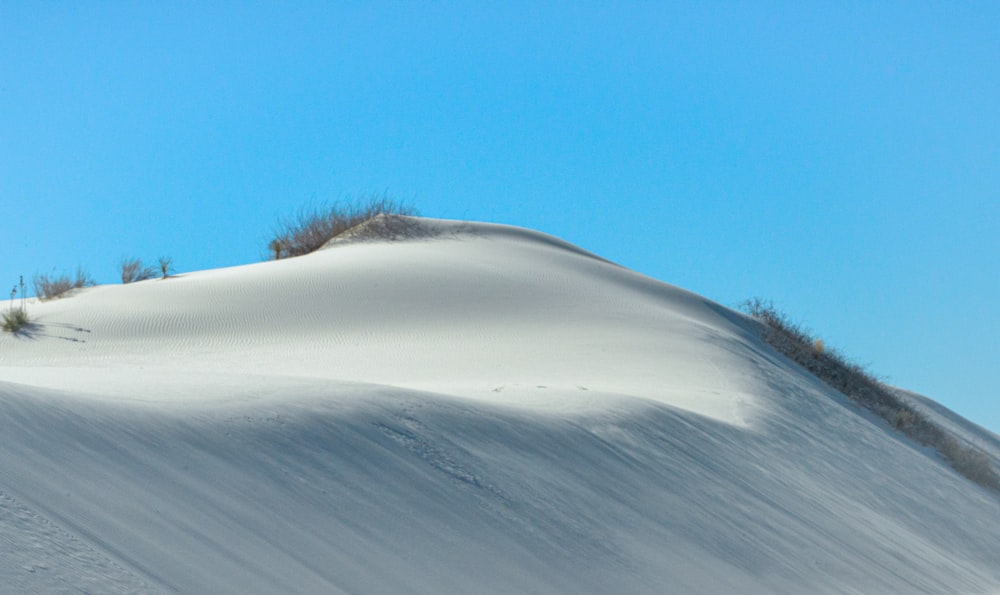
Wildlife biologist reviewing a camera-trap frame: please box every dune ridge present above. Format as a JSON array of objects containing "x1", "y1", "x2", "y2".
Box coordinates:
[{"x1": 2, "y1": 218, "x2": 999, "y2": 594}]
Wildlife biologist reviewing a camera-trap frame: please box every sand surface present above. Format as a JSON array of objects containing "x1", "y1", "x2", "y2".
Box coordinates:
[{"x1": 2, "y1": 218, "x2": 999, "y2": 593}]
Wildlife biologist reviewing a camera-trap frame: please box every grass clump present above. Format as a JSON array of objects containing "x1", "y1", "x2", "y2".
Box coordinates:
[
  {"x1": 33, "y1": 267, "x2": 94, "y2": 300},
  {"x1": 3, "y1": 278, "x2": 29, "y2": 333},
  {"x1": 120, "y1": 258, "x2": 157, "y2": 284},
  {"x1": 741, "y1": 297, "x2": 1000, "y2": 493},
  {"x1": 158, "y1": 256, "x2": 173, "y2": 279},
  {"x1": 269, "y1": 194, "x2": 418, "y2": 259},
  {"x1": 2, "y1": 307, "x2": 29, "y2": 333}
]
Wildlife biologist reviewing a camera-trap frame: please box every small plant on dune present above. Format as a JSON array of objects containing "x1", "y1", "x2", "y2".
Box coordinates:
[
  {"x1": 158, "y1": 256, "x2": 173, "y2": 279},
  {"x1": 2, "y1": 307, "x2": 30, "y2": 333},
  {"x1": 121, "y1": 257, "x2": 157, "y2": 284},
  {"x1": 741, "y1": 297, "x2": 1000, "y2": 493},
  {"x1": 34, "y1": 267, "x2": 94, "y2": 300},
  {"x1": 268, "y1": 193, "x2": 419, "y2": 259},
  {"x1": 2, "y1": 281, "x2": 29, "y2": 333},
  {"x1": 268, "y1": 239, "x2": 285, "y2": 260}
]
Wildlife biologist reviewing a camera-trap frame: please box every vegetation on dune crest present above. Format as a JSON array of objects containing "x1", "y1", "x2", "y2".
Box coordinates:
[
  {"x1": 33, "y1": 267, "x2": 94, "y2": 300},
  {"x1": 120, "y1": 257, "x2": 157, "y2": 284},
  {"x1": 120, "y1": 256, "x2": 174, "y2": 283},
  {"x1": 741, "y1": 298, "x2": 1000, "y2": 493},
  {"x1": 269, "y1": 194, "x2": 419, "y2": 259},
  {"x1": 158, "y1": 256, "x2": 173, "y2": 279}
]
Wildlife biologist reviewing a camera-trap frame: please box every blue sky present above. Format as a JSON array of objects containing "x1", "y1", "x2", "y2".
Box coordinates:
[{"x1": 2, "y1": 3, "x2": 997, "y2": 432}]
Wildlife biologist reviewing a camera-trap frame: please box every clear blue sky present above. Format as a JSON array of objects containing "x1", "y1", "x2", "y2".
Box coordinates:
[{"x1": 2, "y1": 3, "x2": 997, "y2": 433}]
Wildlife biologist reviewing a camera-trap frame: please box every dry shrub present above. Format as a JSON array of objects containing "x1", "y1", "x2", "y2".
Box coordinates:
[
  {"x1": 741, "y1": 297, "x2": 1000, "y2": 493},
  {"x1": 269, "y1": 194, "x2": 418, "y2": 259},
  {"x1": 158, "y1": 256, "x2": 173, "y2": 279},
  {"x1": 121, "y1": 258, "x2": 157, "y2": 284},
  {"x1": 33, "y1": 267, "x2": 94, "y2": 300},
  {"x1": 2, "y1": 307, "x2": 29, "y2": 333}
]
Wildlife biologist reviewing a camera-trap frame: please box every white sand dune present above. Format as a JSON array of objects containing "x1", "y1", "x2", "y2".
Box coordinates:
[{"x1": 2, "y1": 218, "x2": 999, "y2": 594}]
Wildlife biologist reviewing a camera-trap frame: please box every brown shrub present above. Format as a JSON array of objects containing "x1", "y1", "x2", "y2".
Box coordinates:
[
  {"x1": 121, "y1": 258, "x2": 157, "y2": 284},
  {"x1": 269, "y1": 194, "x2": 418, "y2": 259},
  {"x1": 741, "y1": 298, "x2": 1000, "y2": 493},
  {"x1": 34, "y1": 267, "x2": 94, "y2": 300}
]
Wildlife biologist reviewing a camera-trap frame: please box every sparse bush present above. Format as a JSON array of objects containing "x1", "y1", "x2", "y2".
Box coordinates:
[
  {"x1": 3, "y1": 281, "x2": 29, "y2": 333},
  {"x1": 33, "y1": 267, "x2": 94, "y2": 300},
  {"x1": 268, "y1": 239, "x2": 285, "y2": 260},
  {"x1": 741, "y1": 297, "x2": 1000, "y2": 493},
  {"x1": 2, "y1": 307, "x2": 29, "y2": 333},
  {"x1": 158, "y1": 256, "x2": 173, "y2": 279},
  {"x1": 121, "y1": 258, "x2": 156, "y2": 284},
  {"x1": 941, "y1": 438, "x2": 1000, "y2": 490},
  {"x1": 269, "y1": 194, "x2": 419, "y2": 259}
]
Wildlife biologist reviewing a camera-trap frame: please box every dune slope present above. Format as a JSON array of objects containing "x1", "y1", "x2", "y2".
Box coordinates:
[{"x1": 2, "y1": 218, "x2": 999, "y2": 594}]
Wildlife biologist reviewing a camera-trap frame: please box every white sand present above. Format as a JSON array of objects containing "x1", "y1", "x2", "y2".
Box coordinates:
[{"x1": 2, "y1": 218, "x2": 999, "y2": 593}]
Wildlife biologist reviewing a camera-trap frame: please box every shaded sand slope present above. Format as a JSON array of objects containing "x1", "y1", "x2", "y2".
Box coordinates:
[{"x1": 2, "y1": 219, "x2": 999, "y2": 593}]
